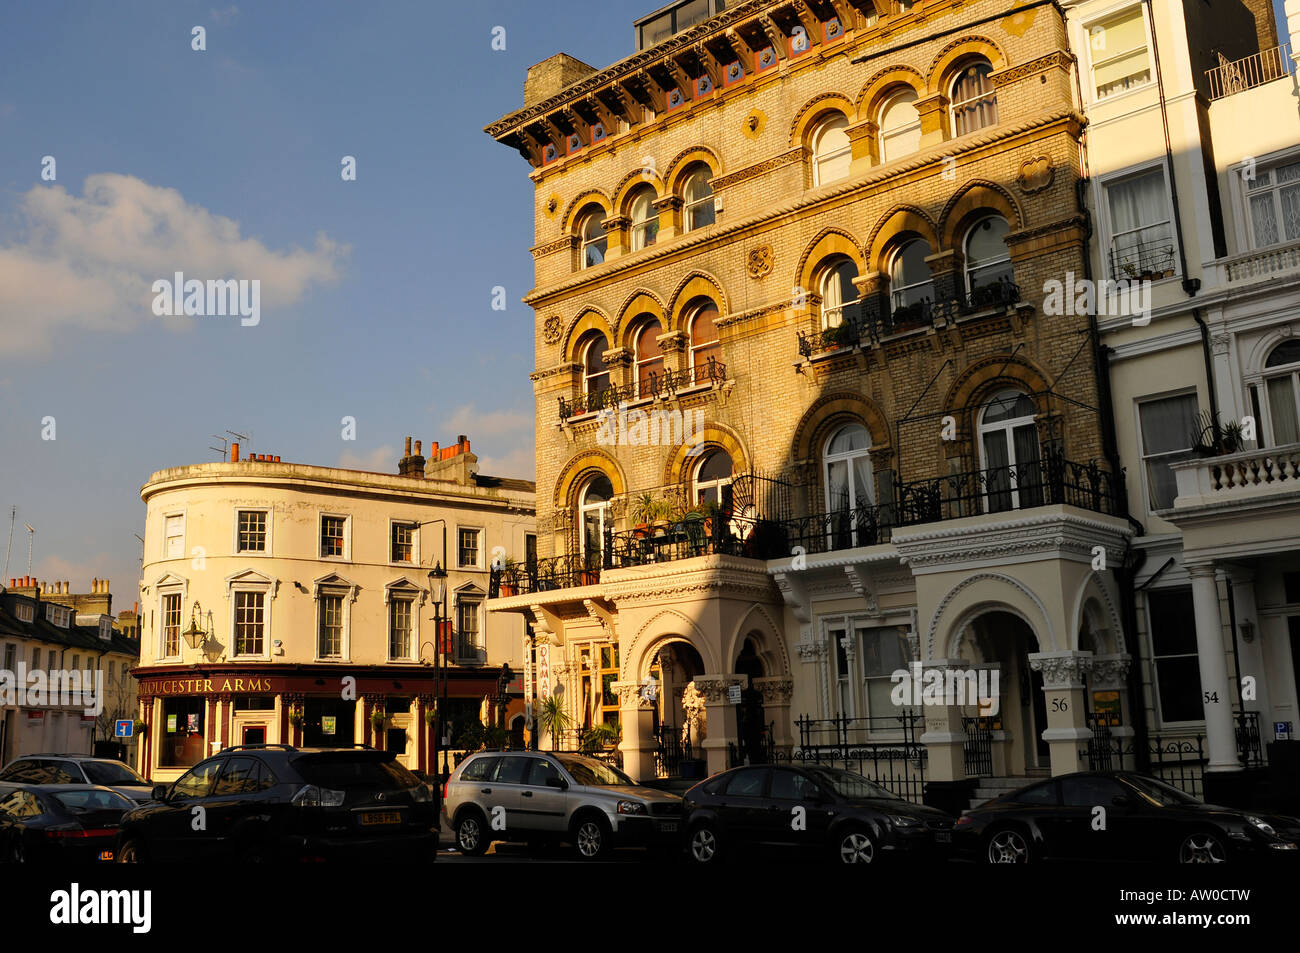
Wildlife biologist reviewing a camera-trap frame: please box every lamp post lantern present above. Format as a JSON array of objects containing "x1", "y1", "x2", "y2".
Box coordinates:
[{"x1": 428, "y1": 563, "x2": 449, "y2": 786}]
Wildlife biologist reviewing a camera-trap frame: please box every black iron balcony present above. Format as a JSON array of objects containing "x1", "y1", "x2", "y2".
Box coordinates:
[
  {"x1": 1110, "y1": 228, "x2": 1176, "y2": 281},
  {"x1": 489, "y1": 552, "x2": 603, "y2": 597},
  {"x1": 895, "y1": 449, "x2": 1126, "y2": 525},
  {"x1": 558, "y1": 358, "x2": 726, "y2": 421},
  {"x1": 775, "y1": 499, "x2": 891, "y2": 556},
  {"x1": 603, "y1": 512, "x2": 787, "y2": 566}
]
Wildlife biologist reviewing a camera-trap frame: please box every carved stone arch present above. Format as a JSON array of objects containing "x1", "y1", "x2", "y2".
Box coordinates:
[
  {"x1": 864, "y1": 205, "x2": 940, "y2": 274},
  {"x1": 796, "y1": 227, "x2": 866, "y2": 298},
  {"x1": 1245, "y1": 325, "x2": 1300, "y2": 374},
  {"x1": 662, "y1": 422, "x2": 749, "y2": 486},
  {"x1": 562, "y1": 189, "x2": 614, "y2": 235},
  {"x1": 788, "y1": 92, "x2": 857, "y2": 147},
  {"x1": 624, "y1": 611, "x2": 720, "y2": 682},
  {"x1": 943, "y1": 353, "x2": 1054, "y2": 433},
  {"x1": 1070, "y1": 573, "x2": 1125, "y2": 655},
  {"x1": 664, "y1": 145, "x2": 722, "y2": 196},
  {"x1": 667, "y1": 270, "x2": 729, "y2": 331},
  {"x1": 926, "y1": 35, "x2": 1009, "y2": 95},
  {"x1": 612, "y1": 167, "x2": 666, "y2": 216},
  {"x1": 928, "y1": 572, "x2": 1057, "y2": 659},
  {"x1": 616, "y1": 289, "x2": 668, "y2": 348},
  {"x1": 938, "y1": 180, "x2": 1023, "y2": 251},
  {"x1": 553, "y1": 450, "x2": 627, "y2": 510},
  {"x1": 563, "y1": 307, "x2": 615, "y2": 362},
  {"x1": 726, "y1": 604, "x2": 791, "y2": 678},
  {"x1": 854, "y1": 65, "x2": 925, "y2": 119},
  {"x1": 791, "y1": 391, "x2": 892, "y2": 463}
]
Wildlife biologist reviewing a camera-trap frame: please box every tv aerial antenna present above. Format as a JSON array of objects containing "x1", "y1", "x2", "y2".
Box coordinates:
[{"x1": 210, "y1": 429, "x2": 250, "y2": 460}]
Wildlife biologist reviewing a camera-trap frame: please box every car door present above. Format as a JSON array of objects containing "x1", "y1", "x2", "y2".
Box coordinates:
[
  {"x1": 152, "y1": 759, "x2": 225, "y2": 860},
  {"x1": 203, "y1": 757, "x2": 267, "y2": 856},
  {"x1": 999, "y1": 780, "x2": 1063, "y2": 858},
  {"x1": 1056, "y1": 776, "x2": 1134, "y2": 861},
  {"x1": 715, "y1": 767, "x2": 771, "y2": 847},
  {"x1": 516, "y1": 757, "x2": 567, "y2": 834},
  {"x1": 762, "y1": 768, "x2": 829, "y2": 853},
  {"x1": 485, "y1": 756, "x2": 530, "y2": 839}
]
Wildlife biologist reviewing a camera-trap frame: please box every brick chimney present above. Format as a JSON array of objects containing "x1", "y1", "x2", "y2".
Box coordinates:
[
  {"x1": 424, "y1": 435, "x2": 478, "y2": 485},
  {"x1": 397, "y1": 436, "x2": 427, "y2": 477}
]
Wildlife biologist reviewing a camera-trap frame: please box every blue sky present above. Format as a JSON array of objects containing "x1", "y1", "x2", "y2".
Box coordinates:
[
  {"x1": 0, "y1": 1, "x2": 1293, "y2": 605},
  {"x1": 0, "y1": 0, "x2": 651, "y2": 600}
]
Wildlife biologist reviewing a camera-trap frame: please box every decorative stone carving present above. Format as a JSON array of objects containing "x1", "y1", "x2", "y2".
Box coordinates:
[
  {"x1": 746, "y1": 244, "x2": 774, "y2": 279},
  {"x1": 1091, "y1": 654, "x2": 1132, "y2": 688},
  {"x1": 797, "y1": 640, "x2": 825, "y2": 662},
  {"x1": 753, "y1": 676, "x2": 793, "y2": 705},
  {"x1": 682, "y1": 681, "x2": 707, "y2": 744},
  {"x1": 543, "y1": 315, "x2": 563, "y2": 344},
  {"x1": 1210, "y1": 332, "x2": 1231, "y2": 356},
  {"x1": 742, "y1": 109, "x2": 766, "y2": 139},
  {"x1": 694, "y1": 674, "x2": 746, "y2": 704},
  {"x1": 1016, "y1": 155, "x2": 1055, "y2": 194},
  {"x1": 1029, "y1": 652, "x2": 1093, "y2": 690}
]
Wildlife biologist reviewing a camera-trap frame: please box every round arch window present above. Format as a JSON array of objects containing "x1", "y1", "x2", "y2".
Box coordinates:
[
  {"x1": 811, "y1": 112, "x2": 851, "y2": 186},
  {"x1": 694, "y1": 450, "x2": 733, "y2": 509}
]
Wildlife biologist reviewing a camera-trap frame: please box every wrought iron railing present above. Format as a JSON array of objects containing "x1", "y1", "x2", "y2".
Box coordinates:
[
  {"x1": 777, "y1": 499, "x2": 890, "y2": 555},
  {"x1": 962, "y1": 716, "x2": 994, "y2": 778},
  {"x1": 1235, "y1": 711, "x2": 1265, "y2": 768},
  {"x1": 491, "y1": 551, "x2": 603, "y2": 597},
  {"x1": 559, "y1": 358, "x2": 726, "y2": 420},
  {"x1": 895, "y1": 449, "x2": 1126, "y2": 524},
  {"x1": 1110, "y1": 228, "x2": 1176, "y2": 280},
  {"x1": 1206, "y1": 44, "x2": 1292, "y2": 100},
  {"x1": 782, "y1": 713, "x2": 927, "y2": 803}
]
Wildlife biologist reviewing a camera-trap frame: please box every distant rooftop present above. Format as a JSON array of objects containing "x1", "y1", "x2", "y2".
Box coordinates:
[{"x1": 634, "y1": 0, "x2": 729, "y2": 51}]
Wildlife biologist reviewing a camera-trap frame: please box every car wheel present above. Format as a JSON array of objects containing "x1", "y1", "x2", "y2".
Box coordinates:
[
  {"x1": 688, "y1": 823, "x2": 721, "y2": 864},
  {"x1": 836, "y1": 827, "x2": 877, "y2": 864},
  {"x1": 1179, "y1": 830, "x2": 1228, "y2": 864},
  {"x1": 455, "y1": 812, "x2": 490, "y2": 857},
  {"x1": 572, "y1": 815, "x2": 611, "y2": 861},
  {"x1": 986, "y1": 827, "x2": 1032, "y2": 864},
  {"x1": 116, "y1": 838, "x2": 146, "y2": 863}
]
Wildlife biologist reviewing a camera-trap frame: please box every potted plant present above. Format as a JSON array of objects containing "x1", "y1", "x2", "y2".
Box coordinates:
[
  {"x1": 287, "y1": 705, "x2": 304, "y2": 728},
  {"x1": 497, "y1": 555, "x2": 519, "y2": 597},
  {"x1": 820, "y1": 321, "x2": 856, "y2": 351},
  {"x1": 580, "y1": 722, "x2": 620, "y2": 754},
  {"x1": 631, "y1": 491, "x2": 658, "y2": 535},
  {"x1": 423, "y1": 706, "x2": 437, "y2": 727},
  {"x1": 369, "y1": 708, "x2": 387, "y2": 732},
  {"x1": 536, "y1": 694, "x2": 572, "y2": 750},
  {"x1": 132, "y1": 719, "x2": 149, "y2": 736}
]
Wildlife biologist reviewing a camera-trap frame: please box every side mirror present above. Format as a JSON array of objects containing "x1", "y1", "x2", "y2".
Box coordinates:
[
  {"x1": 152, "y1": 784, "x2": 169, "y2": 802},
  {"x1": 545, "y1": 776, "x2": 569, "y2": 790}
]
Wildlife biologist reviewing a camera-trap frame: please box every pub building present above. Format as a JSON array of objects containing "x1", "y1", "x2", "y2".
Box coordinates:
[{"x1": 132, "y1": 437, "x2": 534, "y2": 782}]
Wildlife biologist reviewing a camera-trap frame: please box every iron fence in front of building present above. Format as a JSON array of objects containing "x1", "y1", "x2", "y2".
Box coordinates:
[
  {"x1": 962, "y1": 716, "x2": 994, "y2": 778},
  {"x1": 782, "y1": 713, "x2": 928, "y2": 804}
]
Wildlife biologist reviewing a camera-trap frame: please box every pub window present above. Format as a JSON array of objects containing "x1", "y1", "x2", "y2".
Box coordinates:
[
  {"x1": 160, "y1": 696, "x2": 206, "y2": 768},
  {"x1": 234, "y1": 590, "x2": 266, "y2": 656},
  {"x1": 237, "y1": 509, "x2": 268, "y2": 553}
]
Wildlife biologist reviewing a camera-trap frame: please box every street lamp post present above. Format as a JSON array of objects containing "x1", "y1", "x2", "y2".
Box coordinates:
[{"x1": 428, "y1": 564, "x2": 447, "y2": 795}]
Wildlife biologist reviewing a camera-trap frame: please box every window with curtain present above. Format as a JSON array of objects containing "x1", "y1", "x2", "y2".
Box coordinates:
[
  {"x1": 694, "y1": 450, "x2": 734, "y2": 508},
  {"x1": 978, "y1": 390, "x2": 1042, "y2": 513},
  {"x1": 389, "y1": 598, "x2": 412, "y2": 661},
  {"x1": 1105, "y1": 166, "x2": 1174, "y2": 279},
  {"x1": 580, "y1": 475, "x2": 613, "y2": 565},
  {"x1": 628, "y1": 187, "x2": 660, "y2": 251},
  {"x1": 1088, "y1": 7, "x2": 1152, "y2": 99},
  {"x1": 860, "y1": 626, "x2": 911, "y2": 719},
  {"x1": 964, "y1": 215, "x2": 1013, "y2": 293},
  {"x1": 811, "y1": 112, "x2": 851, "y2": 186},
  {"x1": 633, "y1": 317, "x2": 665, "y2": 397},
  {"x1": 824, "y1": 424, "x2": 873, "y2": 549},
  {"x1": 1137, "y1": 392, "x2": 1200, "y2": 511},
  {"x1": 683, "y1": 166, "x2": 716, "y2": 231},
  {"x1": 318, "y1": 593, "x2": 343, "y2": 658},
  {"x1": 819, "y1": 259, "x2": 859, "y2": 328},
  {"x1": 688, "y1": 300, "x2": 720, "y2": 374},
  {"x1": 889, "y1": 238, "x2": 934, "y2": 309},
  {"x1": 1245, "y1": 159, "x2": 1300, "y2": 249},
  {"x1": 950, "y1": 60, "x2": 998, "y2": 136},
  {"x1": 878, "y1": 88, "x2": 921, "y2": 162},
  {"x1": 1264, "y1": 340, "x2": 1300, "y2": 445},
  {"x1": 580, "y1": 333, "x2": 611, "y2": 398},
  {"x1": 578, "y1": 206, "x2": 607, "y2": 269}
]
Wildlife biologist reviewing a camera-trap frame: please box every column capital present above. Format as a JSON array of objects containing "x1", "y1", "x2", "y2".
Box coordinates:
[
  {"x1": 1028, "y1": 651, "x2": 1093, "y2": 690},
  {"x1": 752, "y1": 675, "x2": 794, "y2": 705},
  {"x1": 1090, "y1": 653, "x2": 1131, "y2": 689},
  {"x1": 1185, "y1": 562, "x2": 1218, "y2": 578},
  {"x1": 694, "y1": 673, "x2": 748, "y2": 704}
]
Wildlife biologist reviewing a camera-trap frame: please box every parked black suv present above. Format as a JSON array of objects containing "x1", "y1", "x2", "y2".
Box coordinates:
[{"x1": 115, "y1": 745, "x2": 438, "y2": 862}]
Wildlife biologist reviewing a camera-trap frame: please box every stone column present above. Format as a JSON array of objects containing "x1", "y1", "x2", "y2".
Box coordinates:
[
  {"x1": 918, "y1": 659, "x2": 969, "y2": 782},
  {"x1": 602, "y1": 215, "x2": 630, "y2": 259},
  {"x1": 652, "y1": 195, "x2": 684, "y2": 242},
  {"x1": 1029, "y1": 651, "x2": 1094, "y2": 775},
  {"x1": 845, "y1": 119, "x2": 878, "y2": 175},
  {"x1": 615, "y1": 681, "x2": 657, "y2": 782},
  {"x1": 754, "y1": 676, "x2": 795, "y2": 757},
  {"x1": 925, "y1": 248, "x2": 962, "y2": 307},
  {"x1": 914, "y1": 92, "x2": 950, "y2": 147},
  {"x1": 694, "y1": 674, "x2": 748, "y2": 776},
  {"x1": 1188, "y1": 564, "x2": 1243, "y2": 772},
  {"x1": 1227, "y1": 568, "x2": 1271, "y2": 722}
]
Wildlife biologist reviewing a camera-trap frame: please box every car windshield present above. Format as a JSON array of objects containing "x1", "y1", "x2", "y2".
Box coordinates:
[
  {"x1": 1123, "y1": 774, "x2": 1201, "y2": 807},
  {"x1": 82, "y1": 761, "x2": 147, "y2": 786},
  {"x1": 807, "y1": 767, "x2": 902, "y2": 801},
  {"x1": 553, "y1": 755, "x2": 635, "y2": 787},
  {"x1": 293, "y1": 754, "x2": 420, "y2": 790},
  {"x1": 51, "y1": 789, "x2": 134, "y2": 813}
]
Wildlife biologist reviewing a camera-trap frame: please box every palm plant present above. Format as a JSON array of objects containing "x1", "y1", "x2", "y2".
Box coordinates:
[
  {"x1": 536, "y1": 694, "x2": 572, "y2": 750},
  {"x1": 580, "y1": 721, "x2": 620, "y2": 754}
]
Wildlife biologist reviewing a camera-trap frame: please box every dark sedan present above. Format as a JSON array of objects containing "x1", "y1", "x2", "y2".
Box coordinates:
[
  {"x1": 0, "y1": 784, "x2": 134, "y2": 863},
  {"x1": 954, "y1": 771, "x2": 1300, "y2": 864},
  {"x1": 682, "y1": 764, "x2": 953, "y2": 864}
]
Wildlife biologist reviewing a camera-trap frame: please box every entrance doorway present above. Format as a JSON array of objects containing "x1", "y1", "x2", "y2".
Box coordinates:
[
  {"x1": 242, "y1": 725, "x2": 266, "y2": 746},
  {"x1": 965, "y1": 611, "x2": 1048, "y2": 773},
  {"x1": 303, "y1": 698, "x2": 355, "y2": 748},
  {"x1": 735, "y1": 637, "x2": 768, "y2": 764},
  {"x1": 650, "y1": 641, "x2": 705, "y2": 776}
]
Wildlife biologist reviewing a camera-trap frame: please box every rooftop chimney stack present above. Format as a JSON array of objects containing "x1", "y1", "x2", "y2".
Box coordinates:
[{"x1": 231, "y1": 442, "x2": 240, "y2": 462}]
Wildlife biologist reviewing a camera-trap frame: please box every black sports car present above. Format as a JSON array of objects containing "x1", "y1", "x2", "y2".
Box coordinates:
[
  {"x1": 954, "y1": 771, "x2": 1300, "y2": 863},
  {"x1": 0, "y1": 784, "x2": 133, "y2": 863},
  {"x1": 682, "y1": 763, "x2": 953, "y2": 864}
]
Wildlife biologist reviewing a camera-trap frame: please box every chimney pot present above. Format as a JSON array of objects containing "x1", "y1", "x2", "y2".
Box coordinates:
[
  {"x1": 231, "y1": 442, "x2": 239, "y2": 462},
  {"x1": 405, "y1": 436, "x2": 412, "y2": 455},
  {"x1": 414, "y1": 440, "x2": 422, "y2": 456}
]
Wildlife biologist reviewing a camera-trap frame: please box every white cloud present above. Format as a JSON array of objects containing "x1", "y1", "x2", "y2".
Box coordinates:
[
  {"x1": 0, "y1": 173, "x2": 346, "y2": 356},
  {"x1": 438, "y1": 403, "x2": 532, "y2": 438},
  {"x1": 476, "y1": 445, "x2": 535, "y2": 480},
  {"x1": 337, "y1": 444, "x2": 400, "y2": 473},
  {"x1": 209, "y1": 5, "x2": 240, "y2": 24}
]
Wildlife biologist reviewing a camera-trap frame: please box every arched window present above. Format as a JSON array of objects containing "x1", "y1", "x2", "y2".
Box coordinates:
[
  {"x1": 978, "y1": 390, "x2": 1042, "y2": 513},
  {"x1": 964, "y1": 215, "x2": 1013, "y2": 295},
  {"x1": 819, "y1": 258, "x2": 859, "y2": 329},
  {"x1": 950, "y1": 59, "x2": 998, "y2": 136},
  {"x1": 824, "y1": 423, "x2": 874, "y2": 549},
  {"x1": 687, "y1": 299, "x2": 721, "y2": 377},
  {"x1": 1263, "y1": 340, "x2": 1300, "y2": 445},
  {"x1": 579, "y1": 332, "x2": 611, "y2": 400},
  {"x1": 578, "y1": 206, "x2": 607, "y2": 269},
  {"x1": 683, "y1": 166, "x2": 716, "y2": 231},
  {"x1": 628, "y1": 187, "x2": 659, "y2": 251},
  {"x1": 889, "y1": 238, "x2": 934, "y2": 310},
  {"x1": 633, "y1": 317, "x2": 665, "y2": 398},
  {"x1": 811, "y1": 112, "x2": 851, "y2": 186},
  {"x1": 878, "y1": 88, "x2": 921, "y2": 163},
  {"x1": 579, "y1": 474, "x2": 613, "y2": 564},
  {"x1": 694, "y1": 450, "x2": 733, "y2": 509}
]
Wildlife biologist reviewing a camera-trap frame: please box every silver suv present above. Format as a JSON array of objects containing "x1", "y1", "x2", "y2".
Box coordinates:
[{"x1": 443, "y1": 751, "x2": 682, "y2": 859}]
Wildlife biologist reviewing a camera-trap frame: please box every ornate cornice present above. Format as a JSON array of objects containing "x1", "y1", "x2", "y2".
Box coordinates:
[
  {"x1": 1029, "y1": 651, "x2": 1093, "y2": 690},
  {"x1": 531, "y1": 235, "x2": 578, "y2": 259},
  {"x1": 990, "y1": 50, "x2": 1075, "y2": 88},
  {"x1": 711, "y1": 148, "x2": 804, "y2": 192}
]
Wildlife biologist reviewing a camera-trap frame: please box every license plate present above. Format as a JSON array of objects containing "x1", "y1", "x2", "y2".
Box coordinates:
[
  {"x1": 98, "y1": 850, "x2": 114, "y2": 861},
  {"x1": 935, "y1": 832, "x2": 952, "y2": 843},
  {"x1": 658, "y1": 821, "x2": 678, "y2": 832},
  {"x1": 359, "y1": 811, "x2": 401, "y2": 826}
]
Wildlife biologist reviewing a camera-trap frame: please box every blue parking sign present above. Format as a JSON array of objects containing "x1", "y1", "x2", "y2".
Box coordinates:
[{"x1": 114, "y1": 719, "x2": 134, "y2": 738}]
